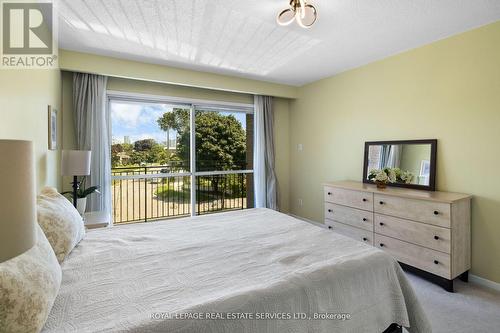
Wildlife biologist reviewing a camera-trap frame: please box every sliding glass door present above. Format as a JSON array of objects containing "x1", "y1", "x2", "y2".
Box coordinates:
[
  {"x1": 110, "y1": 99, "x2": 191, "y2": 223},
  {"x1": 194, "y1": 108, "x2": 254, "y2": 215},
  {"x1": 109, "y1": 94, "x2": 254, "y2": 224}
]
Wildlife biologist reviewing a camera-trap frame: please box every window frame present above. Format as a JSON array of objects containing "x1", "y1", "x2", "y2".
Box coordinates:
[{"x1": 107, "y1": 90, "x2": 254, "y2": 217}]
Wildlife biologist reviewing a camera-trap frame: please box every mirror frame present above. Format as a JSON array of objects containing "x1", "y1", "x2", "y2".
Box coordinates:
[{"x1": 362, "y1": 139, "x2": 437, "y2": 191}]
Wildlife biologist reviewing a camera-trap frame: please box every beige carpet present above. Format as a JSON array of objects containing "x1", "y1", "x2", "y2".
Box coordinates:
[{"x1": 406, "y1": 272, "x2": 500, "y2": 333}]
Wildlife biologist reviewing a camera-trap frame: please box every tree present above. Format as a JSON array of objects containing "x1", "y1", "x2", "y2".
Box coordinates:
[
  {"x1": 130, "y1": 151, "x2": 147, "y2": 165},
  {"x1": 157, "y1": 108, "x2": 189, "y2": 133},
  {"x1": 111, "y1": 144, "x2": 123, "y2": 167},
  {"x1": 148, "y1": 144, "x2": 169, "y2": 164},
  {"x1": 157, "y1": 109, "x2": 247, "y2": 207},
  {"x1": 122, "y1": 143, "x2": 134, "y2": 154},
  {"x1": 192, "y1": 112, "x2": 246, "y2": 171},
  {"x1": 112, "y1": 143, "x2": 123, "y2": 154},
  {"x1": 157, "y1": 109, "x2": 246, "y2": 171},
  {"x1": 134, "y1": 139, "x2": 156, "y2": 152}
]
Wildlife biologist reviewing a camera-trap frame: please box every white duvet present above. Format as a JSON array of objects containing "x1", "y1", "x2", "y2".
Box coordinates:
[{"x1": 44, "y1": 208, "x2": 431, "y2": 333}]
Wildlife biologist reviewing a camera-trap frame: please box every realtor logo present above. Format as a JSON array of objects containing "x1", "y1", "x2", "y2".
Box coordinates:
[{"x1": 1, "y1": 0, "x2": 57, "y2": 68}]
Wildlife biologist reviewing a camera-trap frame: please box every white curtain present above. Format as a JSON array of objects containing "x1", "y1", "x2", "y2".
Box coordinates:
[
  {"x1": 380, "y1": 144, "x2": 402, "y2": 169},
  {"x1": 388, "y1": 144, "x2": 402, "y2": 168},
  {"x1": 73, "y1": 73, "x2": 110, "y2": 215},
  {"x1": 254, "y1": 95, "x2": 278, "y2": 210}
]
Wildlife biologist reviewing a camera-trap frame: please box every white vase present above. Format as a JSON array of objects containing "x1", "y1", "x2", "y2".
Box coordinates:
[{"x1": 76, "y1": 197, "x2": 87, "y2": 215}]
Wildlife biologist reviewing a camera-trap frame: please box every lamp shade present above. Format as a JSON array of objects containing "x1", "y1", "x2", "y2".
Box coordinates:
[
  {"x1": 0, "y1": 140, "x2": 37, "y2": 262},
  {"x1": 61, "y1": 150, "x2": 91, "y2": 176}
]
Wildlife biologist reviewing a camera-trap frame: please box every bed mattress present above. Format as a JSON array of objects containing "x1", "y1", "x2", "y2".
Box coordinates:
[{"x1": 44, "y1": 208, "x2": 431, "y2": 332}]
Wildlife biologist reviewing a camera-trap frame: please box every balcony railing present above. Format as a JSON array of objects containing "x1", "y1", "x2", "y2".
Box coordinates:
[{"x1": 111, "y1": 165, "x2": 253, "y2": 224}]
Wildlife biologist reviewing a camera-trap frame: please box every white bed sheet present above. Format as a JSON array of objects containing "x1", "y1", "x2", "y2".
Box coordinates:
[{"x1": 44, "y1": 208, "x2": 431, "y2": 333}]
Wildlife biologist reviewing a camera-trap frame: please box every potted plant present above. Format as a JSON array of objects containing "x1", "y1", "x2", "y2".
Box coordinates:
[
  {"x1": 368, "y1": 167, "x2": 415, "y2": 189},
  {"x1": 62, "y1": 178, "x2": 99, "y2": 215},
  {"x1": 399, "y1": 170, "x2": 415, "y2": 184},
  {"x1": 369, "y1": 168, "x2": 396, "y2": 189}
]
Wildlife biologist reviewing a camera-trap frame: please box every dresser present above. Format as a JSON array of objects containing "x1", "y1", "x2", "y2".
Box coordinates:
[{"x1": 323, "y1": 180, "x2": 471, "y2": 292}]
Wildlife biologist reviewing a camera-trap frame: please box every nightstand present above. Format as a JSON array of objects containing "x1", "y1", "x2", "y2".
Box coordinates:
[{"x1": 83, "y1": 211, "x2": 110, "y2": 230}]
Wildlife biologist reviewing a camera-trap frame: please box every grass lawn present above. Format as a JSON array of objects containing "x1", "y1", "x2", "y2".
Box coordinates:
[{"x1": 155, "y1": 180, "x2": 245, "y2": 203}]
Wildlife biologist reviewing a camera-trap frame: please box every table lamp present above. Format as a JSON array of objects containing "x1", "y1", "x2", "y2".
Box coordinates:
[
  {"x1": 61, "y1": 150, "x2": 91, "y2": 207},
  {"x1": 0, "y1": 140, "x2": 37, "y2": 263}
]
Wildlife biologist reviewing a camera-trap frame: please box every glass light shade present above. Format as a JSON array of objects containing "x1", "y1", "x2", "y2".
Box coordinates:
[
  {"x1": 298, "y1": 0, "x2": 306, "y2": 18},
  {"x1": 296, "y1": 4, "x2": 317, "y2": 28},
  {"x1": 277, "y1": 8, "x2": 296, "y2": 26}
]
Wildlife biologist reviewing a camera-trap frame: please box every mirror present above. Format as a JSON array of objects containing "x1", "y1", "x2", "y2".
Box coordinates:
[{"x1": 363, "y1": 139, "x2": 437, "y2": 191}]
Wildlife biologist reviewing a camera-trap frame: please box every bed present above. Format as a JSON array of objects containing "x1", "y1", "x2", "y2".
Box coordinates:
[{"x1": 43, "y1": 208, "x2": 431, "y2": 332}]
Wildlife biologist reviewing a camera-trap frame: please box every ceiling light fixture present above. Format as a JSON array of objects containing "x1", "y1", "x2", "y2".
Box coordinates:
[{"x1": 277, "y1": 0, "x2": 317, "y2": 28}]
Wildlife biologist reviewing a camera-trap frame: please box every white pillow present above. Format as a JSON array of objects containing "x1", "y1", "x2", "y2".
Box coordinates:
[
  {"x1": 0, "y1": 225, "x2": 62, "y2": 333},
  {"x1": 37, "y1": 187, "x2": 85, "y2": 263}
]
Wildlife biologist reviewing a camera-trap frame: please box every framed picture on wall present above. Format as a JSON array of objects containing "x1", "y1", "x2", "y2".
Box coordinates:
[{"x1": 48, "y1": 106, "x2": 58, "y2": 150}]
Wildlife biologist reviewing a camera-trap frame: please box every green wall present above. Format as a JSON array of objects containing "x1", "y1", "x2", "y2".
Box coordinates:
[
  {"x1": 399, "y1": 144, "x2": 431, "y2": 185},
  {"x1": 0, "y1": 69, "x2": 62, "y2": 191},
  {"x1": 289, "y1": 21, "x2": 500, "y2": 283},
  {"x1": 58, "y1": 20, "x2": 500, "y2": 283}
]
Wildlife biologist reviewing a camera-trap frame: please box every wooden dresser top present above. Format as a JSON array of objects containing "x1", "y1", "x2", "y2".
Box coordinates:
[{"x1": 323, "y1": 180, "x2": 471, "y2": 203}]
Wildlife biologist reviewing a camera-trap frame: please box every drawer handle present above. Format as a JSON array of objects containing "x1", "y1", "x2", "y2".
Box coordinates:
[
  {"x1": 434, "y1": 260, "x2": 439, "y2": 265},
  {"x1": 362, "y1": 198, "x2": 367, "y2": 202},
  {"x1": 379, "y1": 243, "x2": 385, "y2": 247},
  {"x1": 379, "y1": 222, "x2": 384, "y2": 226},
  {"x1": 363, "y1": 218, "x2": 367, "y2": 221},
  {"x1": 434, "y1": 210, "x2": 439, "y2": 215},
  {"x1": 328, "y1": 226, "x2": 332, "y2": 229},
  {"x1": 362, "y1": 237, "x2": 368, "y2": 241},
  {"x1": 434, "y1": 235, "x2": 439, "y2": 240},
  {"x1": 328, "y1": 192, "x2": 332, "y2": 195},
  {"x1": 379, "y1": 201, "x2": 384, "y2": 205},
  {"x1": 328, "y1": 209, "x2": 332, "y2": 213}
]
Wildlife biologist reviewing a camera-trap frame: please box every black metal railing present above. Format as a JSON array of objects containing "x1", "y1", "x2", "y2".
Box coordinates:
[
  {"x1": 195, "y1": 173, "x2": 251, "y2": 215},
  {"x1": 111, "y1": 165, "x2": 253, "y2": 224}
]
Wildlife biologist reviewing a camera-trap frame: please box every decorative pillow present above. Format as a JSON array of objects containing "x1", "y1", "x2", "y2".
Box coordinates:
[
  {"x1": 37, "y1": 187, "x2": 85, "y2": 263},
  {"x1": 0, "y1": 225, "x2": 62, "y2": 333}
]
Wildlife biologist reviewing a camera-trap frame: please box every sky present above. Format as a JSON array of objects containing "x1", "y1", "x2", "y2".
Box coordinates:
[{"x1": 111, "y1": 101, "x2": 247, "y2": 145}]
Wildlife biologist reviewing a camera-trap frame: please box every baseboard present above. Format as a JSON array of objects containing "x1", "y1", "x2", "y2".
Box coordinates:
[
  {"x1": 469, "y1": 274, "x2": 500, "y2": 292},
  {"x1": 288, "y1": 214, "x2": 326, "y2": 228}
]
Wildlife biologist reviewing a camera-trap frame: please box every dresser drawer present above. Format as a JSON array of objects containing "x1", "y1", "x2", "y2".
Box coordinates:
[
  {"x1": 375, "y1": 234, "x2": 451, "y2": 278},
  {"x1": 374, "y1": 194, "x2": 451, "y2": 228},
  {"x1": 324, "y1": 186, "x2": 373, "y2": 211},
  {"x1": 325, "y1": 203, "x2": 373, "y2": 231},
  {"x1": 325, "y1": 220, "x2": 373, "y2": 245},
  {"x1": 375, "y1": 214, "x2": 450, "y2": 253}
]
